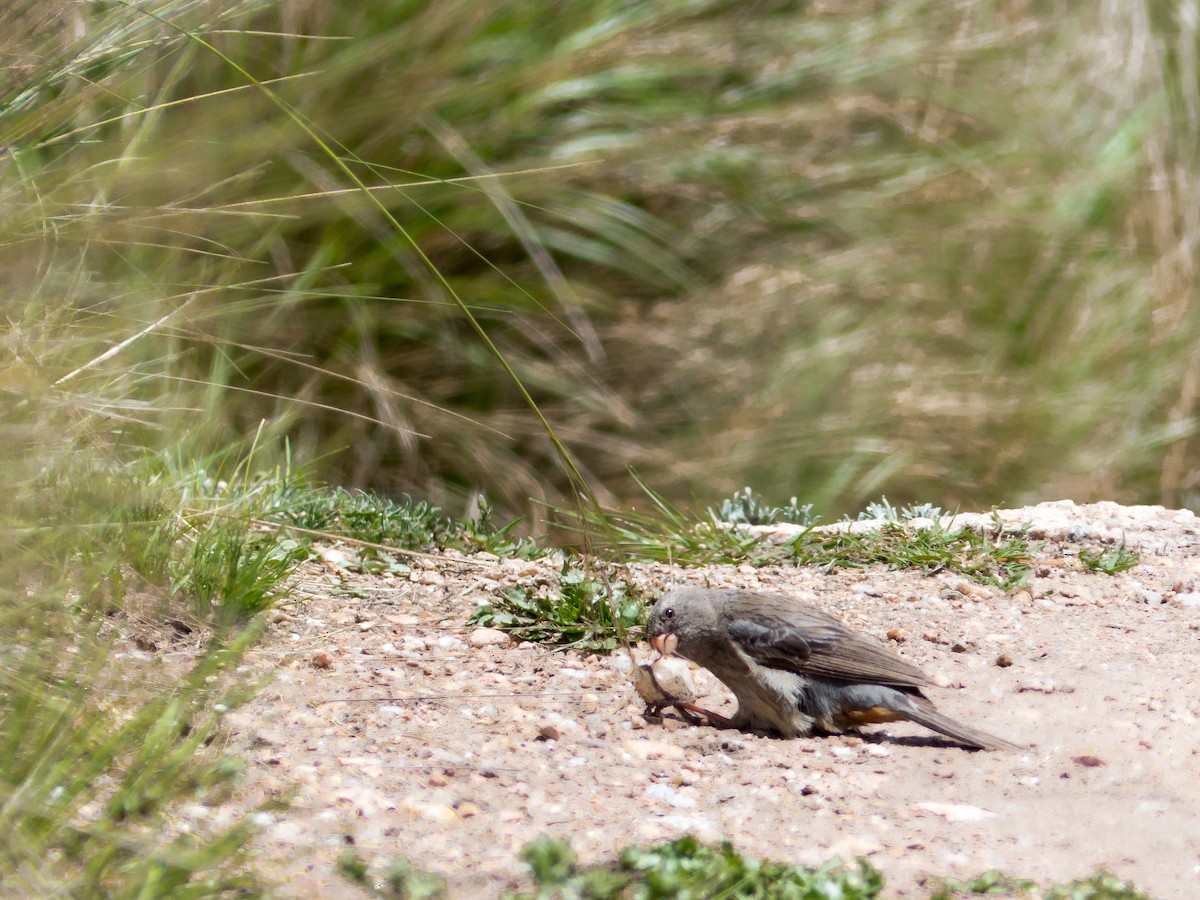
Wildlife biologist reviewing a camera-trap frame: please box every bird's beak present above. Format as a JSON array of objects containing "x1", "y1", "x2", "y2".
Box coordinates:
[{"x1": 650, "y1": 633, "x2": 678, "y2": 656}]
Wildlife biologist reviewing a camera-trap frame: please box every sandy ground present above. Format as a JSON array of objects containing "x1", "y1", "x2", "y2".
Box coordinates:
[{"x1": 218, "y1": 500, "x2": 1200, "y2": 897}]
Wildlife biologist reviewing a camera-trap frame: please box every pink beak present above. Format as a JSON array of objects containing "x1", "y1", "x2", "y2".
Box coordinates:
[{"x1": 650, "y1": 633, "x2": 678, "y2": 656}]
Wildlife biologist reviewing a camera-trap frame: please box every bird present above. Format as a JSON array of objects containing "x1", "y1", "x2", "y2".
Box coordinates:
[{"x1": 645, "y1": 585, "x2": 1019, "y2": 751}]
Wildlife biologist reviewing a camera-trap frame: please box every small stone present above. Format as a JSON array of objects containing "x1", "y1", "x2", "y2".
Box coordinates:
[
  {"x1": 437, "y1": 636, "x2": 467, "y2": 652},
  {"x1": 1018, "y1": 679, "x2": 1072, "y2": 694},
  {"x1": 1072, "y1": 754, "x2": 1106, "y2": 768},
  {"x1": 643, "y1": 783, "x2": 697, "y2": 809},
  {"x1": 400, "y1": 798, "x2": 459, "y2": 824},
  {"x1": 913, "y1": 801, "x2": 995, "y2": 823},
  {"x1": 632, "y1": 658, "x2": 697, "y2": 706},
  {"x1": 655, "y1": 814, "x2": 720, "y2": 842},
  {"x1": 537, "y1": 724, "x2": 562, "y2": 742},
  {"x1": 311, "y1": 651, "x2": 333, "y2": 669},
  {"x1": 1176, "y1": 592, "x2": 1200, "y2": 607},
  {"x1": 609, "y1": 652, "x2": 635, "y2": 675},
  {"x1": 456, "y1": 802, "x2": 482, "y2": 818},
  {"x1": 1138, "y1": 589, "x2": 1164, "y2": 606},
  {"x1": 886, "y1": 628, "x2": 906, "y2": 643},
  {"x1": 995, "y1": 653, "x2": 1013, "y2": 668},
  {"x1": 621, "y1": 739, "x2": 685, "y2": 761},
  {"x1": 469, "y1": 627, "x2": 510, "y2": 647}
]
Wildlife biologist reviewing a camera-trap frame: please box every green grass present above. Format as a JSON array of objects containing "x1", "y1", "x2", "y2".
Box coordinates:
[
  {"x1": 788, "y1": 520, "x2": 1034, "y2": 591},
  {"x1": 513, "y1": 834, "x2": 884, "y2": 900},
  {"x1": 1078, "y1": 544, "x2": 1140, "y2": 576},
  {"x1": 509, "y1": 837, "x2": 1154, "y2": 900},
  {"x1": 0, "y1": 463, "x2": 288, "y2": 895},
  {"x1": 271, "y1": 486, "x2": 547, "y2": 566},
  {"x1": 932, "y1": 869, "x2": 1153, "y2": 899},
  {"x1": 470, "y1": 568, "x2": 646, "y2": 652},
  {"x1": 567, "y1": 483, "x2": 1035, "y2": 590},
  {"x1": 336, "y1": 851, "x2": 446, "y2": 899}
]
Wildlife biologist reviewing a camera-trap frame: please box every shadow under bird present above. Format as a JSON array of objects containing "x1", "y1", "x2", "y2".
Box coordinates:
[{"x1": 646, "y1": 586, "x2": 1019, "y2": 751}]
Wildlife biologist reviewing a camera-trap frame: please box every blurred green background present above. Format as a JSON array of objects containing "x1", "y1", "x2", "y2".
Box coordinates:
[{"x1": 6, "y1": 0, "x2": 1200, "y2": 527}]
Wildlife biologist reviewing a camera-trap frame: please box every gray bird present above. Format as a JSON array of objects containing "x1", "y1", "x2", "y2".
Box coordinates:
[{"x1": 646, "y1": 586, "x2": 1018, "y2": 751}]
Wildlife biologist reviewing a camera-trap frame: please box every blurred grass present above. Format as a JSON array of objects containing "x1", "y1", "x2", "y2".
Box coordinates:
[{"x1": 7, "y1": 1, "x2": 1200, "y2": 530}]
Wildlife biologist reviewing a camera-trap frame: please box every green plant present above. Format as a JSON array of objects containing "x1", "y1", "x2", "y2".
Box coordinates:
[
  {"x1": 0, "y1": 540, "x2": 273, "y2": 896},
  {"x1": 171, "y1": 526, "x2": 303, "y2": 624},
  {"x1": 709, "y1": 487, "x2": 818, "y2": 527},
  {"x1": 558, "y1": 475, "x2": 781, "y2": 566},
  {"x1": 788, "y1": 522, "x2": 1034, "y2": 591},
  {"x1": 451, "y1": 497, "x2": 547, "y2": 559},
  {"x1": 932, "y1": 869, "x2": 1152, "y2": 899},
  {"x1": 261, "y1": 484, "x2": 548, "y2": 570},
  {"x1": 337, "y1": 851, "x2": 446, "y2": 898},
  {"x1": 511, "y1": 834, "x2": 885, "y2": 899},
  {"x1": 1079, "y1": 544, "x2": 1140, "y2": 575},
  {"x1": 469, "y1": 568, "x2": 645, "y2": 651},
  {"x1": 857, "y1": 498, "x2": 945, "y2": 523}
]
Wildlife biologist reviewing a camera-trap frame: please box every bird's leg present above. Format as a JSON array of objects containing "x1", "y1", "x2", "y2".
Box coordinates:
[
  {"x1": 643, "y1": 638, "x2": 733, "y2": 729},
  {"x1": 646, "y1": 700, "x2": 735, "y2": 729}
]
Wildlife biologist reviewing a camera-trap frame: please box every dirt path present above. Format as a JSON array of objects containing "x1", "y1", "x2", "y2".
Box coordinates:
[{"x1": 223, "y1": 501, "x2": 1200, "y2": 897}]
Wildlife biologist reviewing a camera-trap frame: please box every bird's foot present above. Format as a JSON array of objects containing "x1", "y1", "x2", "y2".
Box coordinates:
[{"x1": 645, "y1": 700, "x2": 734, "y2": 729}]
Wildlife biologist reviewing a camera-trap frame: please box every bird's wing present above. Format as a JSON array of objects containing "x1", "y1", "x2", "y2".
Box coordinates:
[{"x1": 723, "y1": 591, "x2": 930, "y2": 688}]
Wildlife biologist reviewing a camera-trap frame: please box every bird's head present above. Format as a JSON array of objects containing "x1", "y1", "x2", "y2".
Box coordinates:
[{"x1": 646, "y1": 587, "x2": 719, "y2": 658}]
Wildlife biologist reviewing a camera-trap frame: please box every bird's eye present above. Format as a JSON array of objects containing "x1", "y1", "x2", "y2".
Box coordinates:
[{"x1": 664, "y1": 607, "x2": 675, "y2": 619}]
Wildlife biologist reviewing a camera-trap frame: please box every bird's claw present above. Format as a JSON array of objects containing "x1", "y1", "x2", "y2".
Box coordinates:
[{"x1": 644, "y1": 700, "x2": 732, "y2": 729}]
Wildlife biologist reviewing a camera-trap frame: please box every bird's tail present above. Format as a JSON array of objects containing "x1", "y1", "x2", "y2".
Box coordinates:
[{"x1": 902, "y1": 701, "x2": 1021, "y2": 752}]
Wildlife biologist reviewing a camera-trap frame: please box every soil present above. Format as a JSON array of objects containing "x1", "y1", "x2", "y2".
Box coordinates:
[{"x1": 220, "y1": 500, "x2": 1200, "y2": 897}]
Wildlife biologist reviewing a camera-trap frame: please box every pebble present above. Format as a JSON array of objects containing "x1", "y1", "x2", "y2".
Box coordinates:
[
  {"x1": 1176, "y1": 592, "x2": 1200, "y2": 607},
  {"x1": 268, "y1": 821, "x2": 304, "y2": 843},
  {"x1": 468, "y1": 627, "x2": 509, "y2": 647},
  {"x1": 400, "y1": 797, "x2": 460, "y2": 824},
  {"x1": 1137, "y1": 589, "x2": 1165, "y2": 606},
  {"x1": 311, "y1": 651, "x2": 333, "y2": 669},
  {"x1": 913, "y1": 801, "x2": 995, "y2": 822},
  {"x1": 437, "y1": 636, "x2": 467, "y2": 651},
  {"x1": 643, "y1": 783, "x2": 697, "y2": 809},
  {"x1": 621, "y1": 739, "x2": 685, "y2": 761},
  {"x1": 655, "y1": 815, "x2": 720, "y2": 842},
  {"x1": 609, "y1": 652, "x2": 635, "y2": 675},
  {"x1": 1017, "y1": 678, "x2": 1071, "y2": 694},
  {"x1": 632, "y1": 658, "x2": 697, "y2": 705}
]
